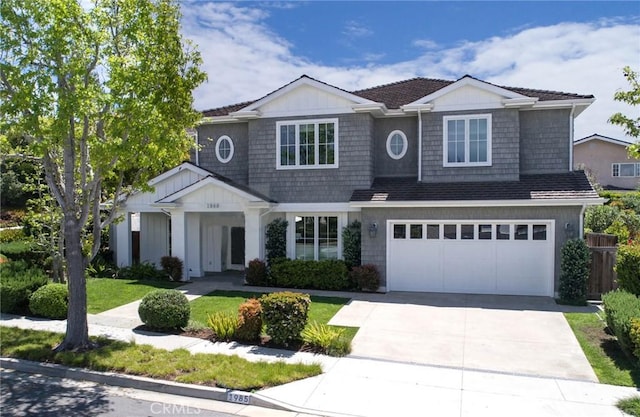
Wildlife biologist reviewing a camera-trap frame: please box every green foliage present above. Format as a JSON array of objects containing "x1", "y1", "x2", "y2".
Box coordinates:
[
  {"x1": 558, "y1": 239, "x2": 591, "y2": 304},
  {"x1": 608, "y1": 66, "x2": 640, "y2": 157},
  {"x1": 138, "y1": 289, "x2": 190, "y2": 330},
  {"x1": 616, "y1": 244, "x2": 640, "y2": 296},
  {"x1": 342, "y1": 220, "x2": 361, "y2": 269},
  {"x1": 584, "y1": 205, "x2": 620, "y2": 233},
  {"x1": 0, "y1": 260, "x2": 49, "y2": 313},
  {"x1": 350, "y1": 264, "x2": 380, "y2": 291},
  {"x1": 116, "y1": 262, "x2": 166, "y2": 281},
  {"x1": 0, "y1": 228, "x2": 25, "y2": 243},
  {"x1": 29, "y1": 283, "x2": 68, "y2": 319},
  {"x1": 0, "y1": 240, "x2": 44, "y2": 267},
  {"x1": 302, "y1": 321, "x2": 352, "y2": 356},
  {"x1": 260, "y1": 292, "x2": 311, "y2": 346},
  {"x1": 235, "y1": 298, "x2": 262, "y2": 342},
  {"x1": 617, "y1": 396, "x2": 640, "y2": 417},
  {"x1": 183, "y1": 319, "x2": 208, "y2": 333},
  {"x1": 245, "y1": 258, "x2": 268, "y2": 286},
  {"x1": 160, "y1": 256, "x2": 183, "y2": 281},
  {"x1": 602, "y1": 290, "x2": 640, "y2": 359},
  {"x1": 0, "y1": 159, "x2": 39, "y2": 207},
  {"x1": 207, "y1": 312, "x2": 237, "y2": 342},
  {"x1": 265, "y1": 218, "x2": 288, "y2": 264},
  {"x1": 621, "y1": 193, "x2": 640, "y2": 213},
  {"x1": 630, "y1": 318, "x2": 640, "y2": 365},
  {"x1": 270, "y1": 259, "x2": 351, "y2": 291}
]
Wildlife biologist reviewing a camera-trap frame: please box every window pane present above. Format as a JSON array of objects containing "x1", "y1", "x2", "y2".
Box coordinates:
[
  {"x1": 299, "y1": 124, "x2": 315, "y2": 165},
  {"x1": 295, "y1": 216, "x2": 315, "y2": 260},
  {"x1": 533, "y1": 224, "x2": 547, "y2": 240},
  {"x1": 461, "y1": 225, "x2": 474, "y2": 239},
  {"x1": 447, "y1": 120, "x2": 465, "y2": 163},
  {"x1": 280, "y1": 125, "x2": 296, "y2": 165},
  {"x1": 393, "y1": 224, "x2": 406, "y2": 239},
  {"x1": 514, "y1": 224, "x2": 528, "y2": 240},
  {"x1": 318, "y1": 123, "x2": 335, "y2": 165},
  {"x1": 426, "y1": 224, "x2": 439, "y2": 239},
  {"x1": 444, "y1": 224, "x2": 457, "y2": 239},
  {"x1": 478, "y1": 224, "x2": 492, "y2": 240},
  {"x1": 410, "y1": 224, "x2": 423, "y2": 239},
  {"x1": 469, "y1": 118, "x2": 487, "y2": 163},
  {"x1": 318, "y1": 216, "x2": 338, "y2": 260},
  {"x1": 612, "y1": 164, "x2": 620, "y2": 177},
  {"x1": 496, "y1": 224, "x2": 510, "y2": 240},
  {"x1": 620, "y1": 163, "x2": 635, "y2": 177}
]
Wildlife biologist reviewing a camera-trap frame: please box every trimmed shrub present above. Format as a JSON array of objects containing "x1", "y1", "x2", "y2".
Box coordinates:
[
  {"x1": 0, "y1": 240, "x2": 45, "y2": 267},
  {"x1": 236, "y1": 298, "x2": 262, "y2": 341},
  {"x1": 0, "y1": 260, "x2": 49, "y2": 313},
  {"x1": 584, "y1": 205, "x2": 620, "y2": 233},
  {"x1": 29, "y1": 283, "x2": 68, "y2": 319},
  {"x1": 630, "y1": 318, "x2": 640, "y2": 364},
  {"x1": 302, "y1": 321, "x2": 351, "y2": 356},
  {"x1": 621, "y1": 193, "x2": 640, "y2": 213},
  {"x1": 0, "y1": 228, "x2": 25, "y2": 243},
  {"x1": 117, "y1": 262, "x2": 165, "y2": 281},
  {"x1": 602, "y1": 290, "x2": 640, "y2": 358},
  {"x1": 207, "y1": 312, "x2": 237, "y2": 342},
  {"x1": 138, "y1": 289, "x2": 190, "y2": 330},
  {"x1": 260, "y1": 291, "x2": 310, "y2": 346},
  {"x1": 160, "y1": 256, "x2": 183, "y2": 281},
  {"x1": 342, "y1": 220, "x2": 361, "y2": 269},
  {"x1": 265, "y1": 218, "x2": 288, "y2": 264},
  {"x1": 270, "y1": 259, "x2": 350, "y2": 291},
  {"x1": 245, "y1": 259, "x2": 268, "y2": 286},
  {"x1": 616, "y1": 244, "x2": 640, "y2": 296},
  {"x1": 350, "y1": 264, "x2": 380, "y2": 291},
  {"x1": 558, "y1": 238, "x2": 591, "y2": 305}
]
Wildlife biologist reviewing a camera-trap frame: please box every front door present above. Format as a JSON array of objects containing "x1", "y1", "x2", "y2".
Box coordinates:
[
  {"x1": 230, "y1": 227, "x2": 245, "y2": 266},
  {"x1": 203, "y1": 225, "x2": 222, "y2": 272}
]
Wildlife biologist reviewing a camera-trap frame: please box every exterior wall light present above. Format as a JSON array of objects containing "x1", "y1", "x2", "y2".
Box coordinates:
[{"x1": 368, "y1": 222, "x2": 378, "y2": 238}]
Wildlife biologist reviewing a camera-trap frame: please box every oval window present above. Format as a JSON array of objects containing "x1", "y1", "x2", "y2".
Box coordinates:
[
  {"x1": 215, "y1": 135, "x2": 234, "y2": 163},
  {"x1": 386, "y1": 130, "x2": 407, "y2": 160}
]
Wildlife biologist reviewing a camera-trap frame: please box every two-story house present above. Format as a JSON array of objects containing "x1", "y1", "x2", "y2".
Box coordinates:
[
  {"x1": 574, "y1": 134, "x2": 640, "y2": 190},
  {"x1": 112, "y1": 75, "x2": 604, "y2": 297}
]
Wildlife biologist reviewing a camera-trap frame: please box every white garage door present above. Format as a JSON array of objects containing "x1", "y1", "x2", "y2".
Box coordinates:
[{"x1": 387, "y1": 220, "x2": 555, "y2": 296}]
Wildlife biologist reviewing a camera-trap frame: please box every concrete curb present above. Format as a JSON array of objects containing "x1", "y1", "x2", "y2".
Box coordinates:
[{"x1": 0, "y1": 357, "x2": 324, "y2": 414}]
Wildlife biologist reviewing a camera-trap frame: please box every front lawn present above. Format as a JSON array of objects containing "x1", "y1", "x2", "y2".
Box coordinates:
[
  {"x1": 0, "y1": 326, "x2": 321, "y2": 390},
  {"x1": 86, "y1": 278, "x2": 182, "y2": 314},
  {"x1": 189, "y1": 290, "x2": 358, "y2": 342},
  {"x1": 564, "y1": 312, "x2": 640, "y2": 387}
]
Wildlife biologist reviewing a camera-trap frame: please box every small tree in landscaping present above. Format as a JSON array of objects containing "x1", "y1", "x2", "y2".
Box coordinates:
[
  {"x1": 260, "y1": 291, "x2": 310, "y2": 346},
  {"x1": 265, "y1": 218, "x2": 288, "y2": 264},
  {"x1": 342, "y1": 220, "x2": 361, "y2": 269},
  {"x1": 558, "y1": 238, "x2": 591, "y2": 305},
  {"x1": 160, "y1": 256, "x2": 183, "y2": 281},
  {"x1": 245, "y1": 258, "x2": 268, "y2": 286}
]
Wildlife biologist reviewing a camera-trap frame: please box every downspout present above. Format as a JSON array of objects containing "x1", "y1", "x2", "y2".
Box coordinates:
[
  {"x1": 418, "y1": 109, "x2": 423, "y2": 182},
  {"x1": 569, "y1": 104, "x2": 576, "y2": 172},
  {"x1": 195, "y1": 129, "x2": 200, "y2": 166}
]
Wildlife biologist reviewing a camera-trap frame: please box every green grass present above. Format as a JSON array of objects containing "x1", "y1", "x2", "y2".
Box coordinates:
[
  {"x1": 86, "y1": 278, "x2": 182, "y2": 314},
  {"x1": 189, "y1": 290, "x2": 359, "y2": 343},
  {"x1": 565, "y1": 312, "x2": 640, "y2": 387},
  {"x1": 0, "y1": 326, "x2": 321, "y2": 390},
  {"x1": 618, "y1": 396, "x2": 640, "y2": 416}
]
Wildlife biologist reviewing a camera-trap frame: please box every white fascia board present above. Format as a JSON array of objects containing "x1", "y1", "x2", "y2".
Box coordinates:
[
  {"x1": 526, "y1": 98, "x2": 595, "y2": 116},
  {"x1": 401, "y1": 103, "x2": 434, "y2": 113},
  {"x1": 574, "y1": 134, "x2": 633, "y2": 147},
  {"x1": 198, "y1": 116, "x2": 246, "y2": 125},
  {"x1": 350, "y1": 198, "x2": 606, "y2": 208},
  {"x1": 406, "y1": 77, "x2": 528, "y2": 106},
  {"x1": 502, "y1": 97, "x2": 539, "y2": 107},
  {"x1": 149, "y1": 203, "x2": 179, "y2": 208},
  {"x1": 352, "y1": 103, "x2": 388, "y2": 117},
  {"x1": 156, "y1": 176, "x2": 267, "y2": 204},
  {"x1": 273, "y1": 202, "x2": 361, "y2": 212},
  {"x1": 148, "y1": 162, "x2": 210, "y2": 187},
  {"x1": 228, "y1": 110, "x2": 261, "y2": 119}
]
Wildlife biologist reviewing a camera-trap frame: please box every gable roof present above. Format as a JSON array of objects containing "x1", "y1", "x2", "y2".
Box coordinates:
[
  {"x1": 350, "y1": 171, "x2": 601, "y2": 205},
  {"x1": 574, "y1": 134, "x2": 634, "y2": 147},
  {"x1": 201, "y1": 74, "x2": 594, "y2": 117}
]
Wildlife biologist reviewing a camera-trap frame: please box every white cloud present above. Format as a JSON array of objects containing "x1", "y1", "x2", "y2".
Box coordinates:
[
  {"x1": 343, "y1": 20, "x2": 374, "y2": 38},
  {"x1": 182, "y1": 2, "x2": 639, "y2": 141},
  {"x1": 413, "y1": 39, "x2": 439, "y2": 50}
]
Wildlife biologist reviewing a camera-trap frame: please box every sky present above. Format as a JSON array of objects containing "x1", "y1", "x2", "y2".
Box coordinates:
[{"x1": 180, "y1": 1, "x2": 640, "y2": 142}]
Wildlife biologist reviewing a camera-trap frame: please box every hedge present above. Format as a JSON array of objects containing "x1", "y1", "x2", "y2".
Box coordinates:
[
  {"x1": 270, "y1": 259, "x2": 350, "y2": 290},
  {"x1": 602, "y1": 290, "x2": 640, "y2": 360},
  {"x1": 0, "y1": 260, "x2": 49, "y2": 313},
  {"x1": 615, "y1": 244, "x2": 640, "y2": 296}
]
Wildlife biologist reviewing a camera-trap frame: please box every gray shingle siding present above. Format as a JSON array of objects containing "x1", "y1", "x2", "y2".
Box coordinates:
[
  {"x1": 374, "y1": 117, "x2": 418, "y2": 177},
  {"x1": 361, "y1": 205, "x2": 582, "y2": 292},
  {"x1": 520, "y1": 109, "x2": 571, "y2": 174},
  {"x1": 197, "y1": 123, "x2": 249, "y2": 184},
  {"x1": 247, "y1": 113, "x2": 374, "y2": 202},
  {"x1": 421, "y1": 109, "x2": 520, "y2": 182}
]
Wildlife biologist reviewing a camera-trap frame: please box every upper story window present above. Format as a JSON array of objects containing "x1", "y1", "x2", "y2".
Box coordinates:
[
  {"x1": 443, "y1": 114, "x2": 492, "y2": 167},
  {"x1": 215, "y1": 135, "x2": 234, "y2": 163},
  {"x1": 612, "y1": 163, "x2": 640, "y2": 177},
  {"x1": 276, "y1": 118, "x2": 338, "y2": 169},
  {"x1": 386, "y1": 130, "x2": 408, "y2": 160}
]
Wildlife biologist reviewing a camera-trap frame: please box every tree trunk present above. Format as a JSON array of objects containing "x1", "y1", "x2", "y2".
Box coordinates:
[{"x1": 54, "y1": 218, "x2": 93, "y2": 351}]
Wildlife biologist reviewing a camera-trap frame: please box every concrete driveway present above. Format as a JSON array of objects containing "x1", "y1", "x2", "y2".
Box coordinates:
[{"x1": 329, "y1": 292, "x2": 598, "y2": 382}]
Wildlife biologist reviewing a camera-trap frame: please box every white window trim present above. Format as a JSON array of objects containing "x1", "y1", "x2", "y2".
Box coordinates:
[
  {"x1": 285, "y1": 212, "x2": 347, "y2": 260},
  {"x1": 215, "y1": 135, "x2": 234, "y2": 163},
  {"x1": 276, "y1": 118, "x2": 339, "y2": 170},
  {"x1": 389, "y1": 220, "x2": 553, "y2": 242},
  {"x1": 442, "y1": 114, "x2": 492, "y2": 167},
  {"x1": 386, "y1": 130, "x2": 408, "y2": 160},
  {"x1": 612, "y1": 162, "x2": 640, "y2": 177}
]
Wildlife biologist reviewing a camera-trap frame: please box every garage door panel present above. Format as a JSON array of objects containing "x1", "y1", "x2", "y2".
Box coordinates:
[
  {"x1": 388, "y1": 240, "x2": 442, "y2": 291},
  {"x1": 496, "y1": 242, "x2": 551, "y2": 296},
  {"x1": 443, "y1": 242, "x2": 496, "y2": 293}
]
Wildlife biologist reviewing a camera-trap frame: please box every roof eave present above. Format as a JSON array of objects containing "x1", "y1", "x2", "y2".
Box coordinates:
[{"x1": 350, "y1": 197, "x2": 605, "y2": 208}]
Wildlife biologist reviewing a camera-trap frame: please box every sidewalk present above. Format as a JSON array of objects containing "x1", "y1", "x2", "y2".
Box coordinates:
[{"x1": 1, "y1": 279, "x2": 638, "y2": 417}]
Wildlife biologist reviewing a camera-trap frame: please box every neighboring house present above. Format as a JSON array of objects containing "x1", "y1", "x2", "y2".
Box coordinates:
[
  {"x1": 112, "y1": 74, "x2": 604, "y2": 297},
  {"x1": 574, "y1": 134, "x2": 640, "y2": 191}
]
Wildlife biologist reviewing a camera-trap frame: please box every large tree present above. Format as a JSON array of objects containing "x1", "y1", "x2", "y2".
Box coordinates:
[
  {"x1": 0, "y1": 0, "x2": 206, "y2": 350},
  {"x1": 609, "y1": 66, "x2": 640, "y2": 159}
]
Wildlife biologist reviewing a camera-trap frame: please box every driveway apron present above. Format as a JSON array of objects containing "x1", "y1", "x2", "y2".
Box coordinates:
[{"x1": 329, "y1": 292, "x2": 598, "y2": 381}]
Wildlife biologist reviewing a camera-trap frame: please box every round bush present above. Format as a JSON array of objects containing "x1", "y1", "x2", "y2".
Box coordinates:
[
  {"x1": 138, "y1": 289, "x2": 190, "y2": 330},
  {"x1": 29, "y1": 283, "x2": 68, "y2": 319}
]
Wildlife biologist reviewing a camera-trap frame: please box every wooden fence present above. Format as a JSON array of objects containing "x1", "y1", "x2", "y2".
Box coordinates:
[{"x1": 586, "y1": 233, "x2": 618, "y2": 299}]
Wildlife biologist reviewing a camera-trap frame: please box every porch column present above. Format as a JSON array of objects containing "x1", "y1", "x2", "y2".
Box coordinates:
[
  {"x1": 186, "y1": 213, "x2": 201, "y2": 278},
  {"x1": 244, "y1": 208, "x2": 262, "y2": 266},
  {"x1": 170, "y1": 209, "x2": 187, "y2": 281},
  {"x1": 114, "y1": 211, "x2": 131, "y2": 267}
]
